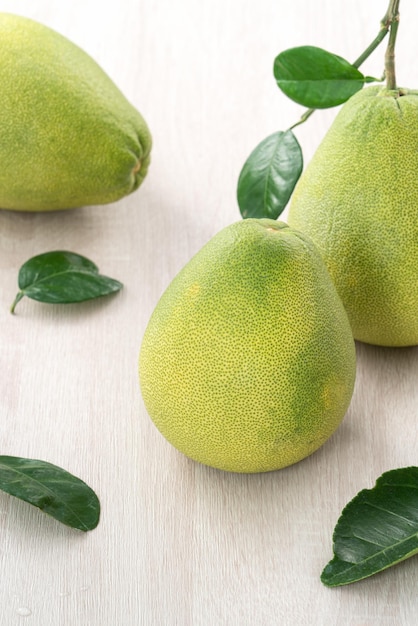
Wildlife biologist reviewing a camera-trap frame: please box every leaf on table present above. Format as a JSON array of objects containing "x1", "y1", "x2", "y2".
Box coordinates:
[
  {"x1": 273, "y1": 46, "x2": 375, "y2": 109},
  {"x1": 11, "y1": 250, "x2": 123, "y2": 313},
  {"x1": 0, "y1": 456, "x2": 100, "y2": 531},
  {"x1": 237, "y1": 130, "x2": 303, "y2": 219},
  {"x1": 321, "y1": 466, "x2": 418, "y2": 587}
]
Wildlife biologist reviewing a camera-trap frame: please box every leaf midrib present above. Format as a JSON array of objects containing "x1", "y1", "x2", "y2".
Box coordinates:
[
  {"x1": 0, "y1": 461, "x2": 89, "y2": 529},
  {"x1": 328, "y1": 529, "x2": 418, "y2": 581},
  {"x1": 20, "y1": 266, "x2": 99, "y2": 292},
  {"x1": 262, "y1": 134, "x2": 282, "y2": 214}
]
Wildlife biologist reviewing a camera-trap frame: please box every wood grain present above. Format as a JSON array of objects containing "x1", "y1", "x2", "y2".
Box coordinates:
[{"x1": 0, "y1": 1, "x2": 418, "y2": 624}]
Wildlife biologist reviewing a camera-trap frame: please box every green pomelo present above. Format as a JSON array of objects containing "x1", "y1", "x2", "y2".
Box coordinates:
[
  {"x1": 139, "y1": 219, "x2": 356, "y2": 473},
  {"x1": 0, "y1": 13, "x2": 152, "y2": 211},
  {"x1": 288, "y1": 85, "x2": 418, "y2": 347}
]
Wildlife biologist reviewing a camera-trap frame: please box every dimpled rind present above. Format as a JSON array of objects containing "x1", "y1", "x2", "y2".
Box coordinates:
[
  {"x1": 139, "y1": 219, "x2": 356, "y2": 473},
  {"x1": 0, "y1": 12, "x2": 152, "y2": 211},
  {"x1": 288, "y1": 85, "x2": 418, "y2": 347}
]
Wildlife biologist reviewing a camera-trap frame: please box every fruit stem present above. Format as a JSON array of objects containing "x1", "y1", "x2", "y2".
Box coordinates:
[
  {"x1": 351, "y1": 27, "x2": 389, "y2": 69},
  {"x1": 382, "y1": 0, "x2": 400, "y2": 90}
]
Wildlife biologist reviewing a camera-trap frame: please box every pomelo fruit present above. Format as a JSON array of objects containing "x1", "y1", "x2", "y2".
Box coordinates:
[
  {"x1": 288, "y1": 85, "x2": 418, "y2": 347},
  {"x1": 139, "y1": 219, "x2": 356, "y2": 473},
  {"x1": 0, "y1": 13, "x2": 151, "y2": 211}
]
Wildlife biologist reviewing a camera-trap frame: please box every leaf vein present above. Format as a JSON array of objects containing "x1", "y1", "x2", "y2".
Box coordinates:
[{"x1": 0, "y1": 462, "x2": 89, "y2": 528}]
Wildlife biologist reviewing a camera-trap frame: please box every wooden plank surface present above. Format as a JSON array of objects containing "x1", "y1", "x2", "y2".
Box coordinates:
[{"x1": 0, "y1": 1, "x2": 418, "y2": 624}]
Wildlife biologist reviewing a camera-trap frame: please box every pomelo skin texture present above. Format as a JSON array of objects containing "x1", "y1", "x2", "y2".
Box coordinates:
[
  {"x1": 139, "y1": 219, "x2": 356, "y2": 474},
  {"x1": 0, "y1": 13, "x2": 152, "y2": 211},
  {"x1": 288, "y1": 85, "x2": 418, "y2": 347}
]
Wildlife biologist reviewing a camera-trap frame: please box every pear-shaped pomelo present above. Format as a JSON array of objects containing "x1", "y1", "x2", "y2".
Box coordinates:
[
  {"x1": 0, "y1": 13, "x2": 151, "y2": 211},
  {"x1": 288, "y1": 85, "x2": 418, "y2": 347},
  {"x1": 139, "y1": 219, "x2": 356, "y2": 473}
]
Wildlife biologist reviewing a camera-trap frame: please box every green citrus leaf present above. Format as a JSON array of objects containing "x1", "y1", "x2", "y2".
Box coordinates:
[
  {"x1": 237, "y1": 130, "x2": 303, "y2": 219},
  {"x1": 274, "y1": 46, "x2": 367, "y2": 108},
  {"x1": 0, "y1": 456, "x2": 100, "y2": 531},
  {"x1": 321, "y1": 467, "x2": 418, "y2": 587},
  {"x1": 11, "y1": 250, "x2": 123, "y2": 313}
]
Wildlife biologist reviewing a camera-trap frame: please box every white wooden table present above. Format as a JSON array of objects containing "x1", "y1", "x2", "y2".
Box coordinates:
[{"x1": 1, "y1": 1, "x2": 418, "y2": 624}]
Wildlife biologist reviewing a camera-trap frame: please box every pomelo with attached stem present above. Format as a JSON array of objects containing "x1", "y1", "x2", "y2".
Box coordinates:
[{"x1": 288, "y1": 84, "x2": 418, "y2": 347}]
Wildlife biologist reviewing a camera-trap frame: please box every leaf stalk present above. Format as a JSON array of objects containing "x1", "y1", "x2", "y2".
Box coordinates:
[{"x1": 10, "y1": 291, "x2": 24, "y2": 314}]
